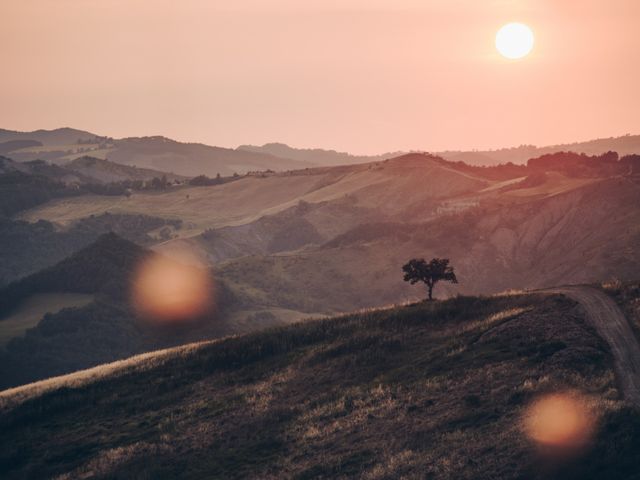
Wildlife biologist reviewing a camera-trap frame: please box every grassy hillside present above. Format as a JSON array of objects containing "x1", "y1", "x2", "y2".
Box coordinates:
[
  {"x1": 17, "y1": 152, "x2": 640, "y2": 324},
  {"x1": 19, "y1": 154, "x2": 489, "y2": 237},
  {"x1": 1, "y1": 293, "x2": 638, "y2": 479},
  {"x1": 211, "y1": 175, "x2": 640, "y2": 316},
  {"x1": 65, "y1": 155, "x2": 186, "y2": 183}
]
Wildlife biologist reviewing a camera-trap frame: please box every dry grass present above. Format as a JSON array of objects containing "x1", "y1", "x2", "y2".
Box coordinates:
[
  {"x1": 0, "y1": 339, "x2": 215, "y2": 410},
  {"x1": 1, "y1": 293, "x2": 635, "y2": 479}
]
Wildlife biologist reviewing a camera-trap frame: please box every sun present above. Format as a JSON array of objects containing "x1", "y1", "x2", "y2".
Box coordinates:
[{"x1": 496, "y1": 23, "x2": 534, "y2": 59}]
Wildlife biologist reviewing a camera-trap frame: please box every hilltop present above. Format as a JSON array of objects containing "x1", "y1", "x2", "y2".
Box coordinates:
[
  {"x1": 1, "y1": 291, "x2": 638, "y2": 479},
  {"x1": 239, "y1": 135, "x2": 640, "y2": 167},
  {"x1": 3, "y1": 127, "x2": 639, "y2": 176},
  {"x1": 0, "y1": 129, "x2": 312, "y2": 177},
  {"x1": 0, "y1": 127, "x2": 97, "y2": 146}
]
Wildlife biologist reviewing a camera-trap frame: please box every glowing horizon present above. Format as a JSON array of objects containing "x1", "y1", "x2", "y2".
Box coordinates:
[{"x1": 1, "y1": 0, "x2": 639, "y2": 155}]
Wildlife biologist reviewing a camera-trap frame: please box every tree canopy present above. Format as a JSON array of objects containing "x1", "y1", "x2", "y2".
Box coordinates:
[{"x1": 402, "y1": 257, "x2": 458, "y2": 301}]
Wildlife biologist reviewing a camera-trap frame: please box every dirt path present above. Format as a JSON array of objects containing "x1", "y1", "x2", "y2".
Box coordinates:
[{"x1": 546, "y1": 286, "x2": 640, "y2": 406}]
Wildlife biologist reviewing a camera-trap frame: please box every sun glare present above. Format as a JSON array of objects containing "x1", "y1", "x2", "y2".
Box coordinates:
[{"x1": 496, "y1": 23, "x2": 534, "y2": 59}]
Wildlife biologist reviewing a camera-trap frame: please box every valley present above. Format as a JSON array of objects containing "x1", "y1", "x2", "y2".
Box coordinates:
[{"x1": 1, "y1": 149, "x2": 639, "y2": 389}]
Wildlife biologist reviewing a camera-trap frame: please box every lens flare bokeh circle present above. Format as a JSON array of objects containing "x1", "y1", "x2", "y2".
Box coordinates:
[{"x1": 131, "y1": 252, "x2": 213, "y2": 323}]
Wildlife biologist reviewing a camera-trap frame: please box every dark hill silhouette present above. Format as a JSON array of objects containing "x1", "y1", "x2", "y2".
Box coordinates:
[
  {"x1": 1, "y1": 291, "x2": 637, "y2": 479},
  {"x1": 0, "y1": 232, "x2": 147, "y2": 315},
  {"x1": 0, "y1": 214, "x2": 182, "y2": 287},
  {"x1": 0, "y1": 233, "x2": 237, "y2": 389}
]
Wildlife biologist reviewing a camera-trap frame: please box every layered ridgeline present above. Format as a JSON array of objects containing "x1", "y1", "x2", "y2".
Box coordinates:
[
  {"x1": 2, "y1": 150, "x2": 639, "y2": 387},
  {"x1": 18, "y1": 151, "x2": 640, "y2": 310},
  {"x1": 0, "y1": 155, "x2": 186, "y2": 286},
  {"x1": 1, "y1": 291, "x2": 639, "y2": 479},
  {"x1": 2, "y1": 127, "x2": 640, "y2": 175},
  {"x1": 0, "y1": 128, "x2": 312, "y2": 177},
  {"x1": 0, "y1": 233, "x2": 252, "y2": 389},
  {"x1": 0, "y1": 153, "x2": 640, "y2": 385}
]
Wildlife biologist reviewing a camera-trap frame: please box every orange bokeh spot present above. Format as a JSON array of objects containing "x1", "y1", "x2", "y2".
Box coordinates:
[
  {"x1": 523, "y1": 392, "x2": 596, "y2": 449},
  {"x1": 131, "y1": 253, "x2": 213, "y2": 323}
]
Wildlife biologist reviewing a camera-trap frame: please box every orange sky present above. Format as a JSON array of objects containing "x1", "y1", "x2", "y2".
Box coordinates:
[{"x1": 1, "y1": 0, "x2": 639, "y2": 154}]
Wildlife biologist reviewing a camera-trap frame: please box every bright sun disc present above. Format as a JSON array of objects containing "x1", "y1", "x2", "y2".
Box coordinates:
[{"x1": 496, "y1": 23, "x2": 534, "y2": 59}]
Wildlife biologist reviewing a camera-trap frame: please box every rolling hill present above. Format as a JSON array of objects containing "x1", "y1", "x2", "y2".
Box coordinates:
[
  {"x1": 4, "y1": 127, "x2": 638, "y2": 176},
  {"x1": 1, "y1": 290, "x2": 638, "y2": 479},
  {"x1": 0, "y1": 129, "x2": 313, "y2": 176},
  {"x1": 17, "y1": 153, "x2": 490, "y2": 238},
  {"x1": 0, "y1": 233, "x2": 299, "y2": 389},
  {"x1": 437, "y1": 134, "x2": 640, "y2": 166},
  {"x1": 17, "y1": 152, "x2": 640, "y2": 320},
  {"x1": 237, "y1": 142, "x2": 401, "y2": 166},
  {"x1": 240, "y1": 135, "x2": 640, "y2": 168},
  {"x1": 3, "y1": 150, "x2": 638, "y2": 389},
  {"x1": 0, "y1": 155, "x2": 183, "y2": 185},
  {"x1": 0, "y1": 127, "x2": 98, "y2": 146}
]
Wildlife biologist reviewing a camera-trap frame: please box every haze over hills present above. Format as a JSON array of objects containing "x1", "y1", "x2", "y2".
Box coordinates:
[
  {"x1": 0, "y1": 140, "x2": 639, "y2": 479},
  {"x1": 438, "y1": 134, "x2": 640, "y2": 166},
  {"x1": 3, "y1": 0, "x2": 640, "y2": 477},
  {"x1": 0, "y1": 155, "x2": 184, "y2": 185},
  {"x1": 0, "y1": 128, "x2": 312, "y2": 177},
  {"x1": 1, "y1": 149, "x2": 639, "y2": 389},
  {"x1": 2, "y1": 127, "x2": 639, "y2": 176},
  {"x1": 237, "y1": 142, "x2": 402, "y2": 167},
  {"x1": 239, "y1": 134, "x2": 640, "y2": 167},
  {"x1": 0, "y1": 127, "x2": 97, "y2": 146}
]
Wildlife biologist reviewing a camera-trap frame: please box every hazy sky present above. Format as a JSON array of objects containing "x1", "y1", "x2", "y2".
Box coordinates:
[{"x1": 2, "y1": 0, "x2": 639, "y2": 154}]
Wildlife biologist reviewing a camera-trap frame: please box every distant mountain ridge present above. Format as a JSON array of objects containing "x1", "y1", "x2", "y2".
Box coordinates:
[
  {"x1": 437, "y1": 134, "x2": 640, "y2": 165},
  {"x1": 240, "y1": 135, "x2": 640, "y2": 167},
  {"x1": 0, "y1": 128, "x2": 313, "y2": 177},
  {"x1": 237, "y1": 142, "x2": 402, "y2": 167},
  {"x1": 0, "y1": 127, "x2": 97, "y2": 146},
  {"x1": 2, "y1": 127, "x2": 638, "y2": 175}
]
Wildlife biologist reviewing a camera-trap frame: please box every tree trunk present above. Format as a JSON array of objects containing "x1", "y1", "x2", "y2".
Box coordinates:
[{"x1": 427, "y1": 283, "x2": 434, "y2": 301}]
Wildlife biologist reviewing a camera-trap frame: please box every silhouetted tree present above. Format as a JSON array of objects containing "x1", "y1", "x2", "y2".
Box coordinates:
[{"x1": 402, "y1": 257, "x2": 458, "y2": 301}]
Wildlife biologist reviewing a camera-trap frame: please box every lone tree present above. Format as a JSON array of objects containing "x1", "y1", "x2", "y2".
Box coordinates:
[{"x1": 402, "y1": 258, "x2": 458, "y2": 301}]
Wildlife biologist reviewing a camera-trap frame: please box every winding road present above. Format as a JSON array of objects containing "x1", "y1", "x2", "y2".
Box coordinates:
[{"x1": 546, "y1": 286, "x2": 640, "y2": 406}]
